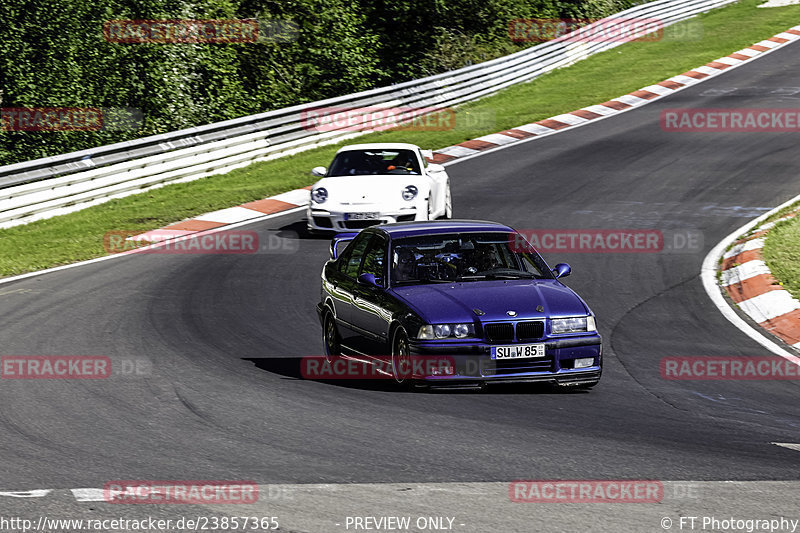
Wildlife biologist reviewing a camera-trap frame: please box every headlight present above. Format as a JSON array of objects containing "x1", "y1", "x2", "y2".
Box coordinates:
[
  {"x1": 433, "y1": 324, "x2": 451, "y2": 338},
  {"x1": 312, "y1": 187, "x2": 328, "y2": 204},
  {"x1": 453, "y1": 323, "x2": 471, "y2": 338},
  {"x1": 551, "y1": 316, "x2": 597, "y2": 334},
  {"x1": 418, "y1": 323, "x2": 475, "y2": 339},
  {"x1": 402, "y1": 185, "x2": 418, "y2": 201}
]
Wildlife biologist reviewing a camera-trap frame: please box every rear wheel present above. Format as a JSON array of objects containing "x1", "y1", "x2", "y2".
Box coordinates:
[{"x1": 323, "y1": 310, "x2": 341, "y2": 362}]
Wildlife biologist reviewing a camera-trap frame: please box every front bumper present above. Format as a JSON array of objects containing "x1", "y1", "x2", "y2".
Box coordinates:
[
  {"x1": 307, "y1": 205, "x2": 421, "y2": 232},
  {"x1": 407, "y1": 334, "x2": 602, "y2": 385}
]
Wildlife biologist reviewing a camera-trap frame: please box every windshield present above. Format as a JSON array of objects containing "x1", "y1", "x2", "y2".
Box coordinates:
[
  {"x1": 327, "y1": 149, "x2": 421, "y2": 177},
  {"x1": 391, "y1": 232, "x2": 554, "y2": 285}
]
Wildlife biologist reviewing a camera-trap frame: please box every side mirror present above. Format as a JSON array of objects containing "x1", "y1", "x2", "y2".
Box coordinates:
[
  {"x1": 427, "y1": 163, "x2": 445, "y2": 173},
  {"x1": 311, "y1": 166, "x2": 326, "y2": 177},
  {"x1": 357, "y1": 272, "x2": 382, "y2": 289},
  {"x1": 553, "y1": 263, "x2": 571, "y2": 279}
]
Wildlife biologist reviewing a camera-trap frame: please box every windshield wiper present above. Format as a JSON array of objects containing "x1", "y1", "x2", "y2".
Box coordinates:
[
  {"x1": 395, "y1": 278, "x2": 453, "y2": 285},
  {"x1": 454, "y1": 274, "x2": 488, "y2": 281},
  {"x1": 478, "y1": 269, "x2": 538, "y2": 279}
]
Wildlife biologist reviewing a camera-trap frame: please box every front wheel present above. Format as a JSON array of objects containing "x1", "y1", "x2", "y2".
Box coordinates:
[
  {"x1": 391, "y1": 327, "x2": 413, "y2": 385},
  {"x1": 323, "y1": 310, "x2": 341, "y2": 362}
]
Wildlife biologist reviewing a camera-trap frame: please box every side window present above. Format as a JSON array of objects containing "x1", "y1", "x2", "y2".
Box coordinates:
[
  {"x1": 418, "y1": 150, "x2": 428, "y2": 168},
  {"x1": 360, "y1": 236, "x2": 387, "y2": 286},
  {"x1": 341, "y1": 234, "x2": 372, "y2": 278},
  {"x1": 336, "y1": 243, "x2": 354, "y2": 274}
]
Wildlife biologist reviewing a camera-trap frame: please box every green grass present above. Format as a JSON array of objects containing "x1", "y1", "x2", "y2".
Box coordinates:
[
  {"x1": 763, "y1": 206, "x2": 800, "y2": 301},
  {"x1": 3, "y1": 0, "x2": 800, "y2": 277}
]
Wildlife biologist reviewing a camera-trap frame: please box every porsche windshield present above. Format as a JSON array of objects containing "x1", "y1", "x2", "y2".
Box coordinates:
[
  {"x1": 391, "y1": 232, "x2": 554, "y2": 285},
  {"x1": 327, "y1": 149, "x2": 421, "y2": 176}
]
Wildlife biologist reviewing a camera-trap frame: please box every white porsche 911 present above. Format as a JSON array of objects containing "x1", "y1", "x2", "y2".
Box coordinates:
[{"x1": 306, "y1": 143, "x2": 452, "y2": 232}]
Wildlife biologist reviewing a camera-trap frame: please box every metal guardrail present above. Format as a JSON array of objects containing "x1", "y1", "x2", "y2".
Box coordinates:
[{"x1": 0, "y1": 0, "x2": 735, "y2": 228}]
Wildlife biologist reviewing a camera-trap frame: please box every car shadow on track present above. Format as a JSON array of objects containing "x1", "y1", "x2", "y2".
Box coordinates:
[
  {"x1": 241, "y1": 357, "x2": 586, "y2": 395},
  {"x1": 271, "y1": 220, "x2": 331, "y2": 240}
]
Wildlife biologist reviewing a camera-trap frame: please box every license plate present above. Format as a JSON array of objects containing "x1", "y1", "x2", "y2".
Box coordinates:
[
  {"x1": 491, "y1": 344, "x2": 546, "y2": 359},
  {"x1": 345, "y1": 212, "x2": 379, "y2": 220}
]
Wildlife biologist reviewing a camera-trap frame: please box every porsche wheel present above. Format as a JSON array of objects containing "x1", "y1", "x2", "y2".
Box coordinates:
[{"x1": 442, "y1": 185, "x2": 452, "y2": 219}]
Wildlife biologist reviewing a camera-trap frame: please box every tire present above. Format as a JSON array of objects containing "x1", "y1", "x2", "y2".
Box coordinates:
[
  {"x1": 391, "y1": 327, "x2": 413, "y2": 385},
  {"x1": 323, "y1": 310, "x2": 341, "y2": 362},
  {"x1": 442, "y1": 185, "x2": 452, "y2": 219}
]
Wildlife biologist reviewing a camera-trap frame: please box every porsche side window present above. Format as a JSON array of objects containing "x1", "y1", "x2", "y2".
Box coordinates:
[{"x1": 343, "y1": 234, "x2": 372, "y2": 278}]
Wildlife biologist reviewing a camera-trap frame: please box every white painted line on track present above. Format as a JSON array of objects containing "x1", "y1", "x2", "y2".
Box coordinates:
[
  {"x1": 70, "y1": 488, "x2": 105, "y2": 502},
  {"x1": 701, "y1": 195, "x2": 800, "y2": 361},
  {"x1": 772, "y1": 442, "x2": 800, "y2": 451},
  {"x1": 0, "y1": 490, "x2": 52, "y2": 498}
]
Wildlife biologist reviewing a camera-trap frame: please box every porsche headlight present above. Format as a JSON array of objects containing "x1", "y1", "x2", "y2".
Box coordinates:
[
  {"x1": 418, "y1": 323, "x2": 475, "y2": 339},
  {"x1": 311, "y1": 187, "x2": 328, "y2": 204},
  {"x1": 402, "y1": 185, "x2": 418, "y2": 201},
  {"x1": 551, "y1": 316, "x2": 596, "y2": 334}
]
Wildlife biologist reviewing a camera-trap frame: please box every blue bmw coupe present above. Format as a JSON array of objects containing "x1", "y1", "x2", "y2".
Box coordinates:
[{"x1": 316, "y1": 220, "x2": 602, "y2": 389}]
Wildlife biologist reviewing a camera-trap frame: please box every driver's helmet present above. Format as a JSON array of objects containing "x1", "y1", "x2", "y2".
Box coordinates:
[
  {"x1": 387, "y1": 153, "x2": 417, "y2": 173},
  {"x1": 472, "y1": 245, "x2": 497, "y2": 272},
  {"x1": 393, "y1": 247, "x2": 416, "y2": 282}
]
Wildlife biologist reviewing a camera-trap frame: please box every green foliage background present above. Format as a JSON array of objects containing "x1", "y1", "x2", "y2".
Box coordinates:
[{"x1": 0, "y1": 0, "x2": 639, "y2": 165}]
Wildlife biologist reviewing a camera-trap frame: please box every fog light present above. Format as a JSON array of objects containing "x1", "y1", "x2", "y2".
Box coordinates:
[
  {"x1": 574, "y1": 358, "x2": 594, "y2": 369},
  {"x1": 429, "y1": 364, "x2": 454, "y2": 376}
]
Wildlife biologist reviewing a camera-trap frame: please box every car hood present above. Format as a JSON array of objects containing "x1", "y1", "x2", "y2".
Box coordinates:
[
  {"x1": 313, "y1": 175, "x2": 425, "y2": 205},
  {"x1": 390, "y1": 280, "x2": 590, "y2": 323}
]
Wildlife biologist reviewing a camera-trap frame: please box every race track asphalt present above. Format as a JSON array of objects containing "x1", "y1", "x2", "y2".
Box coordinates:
[{"x1": 0, "y1": 34, "x2": 798, "y2": 532}]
